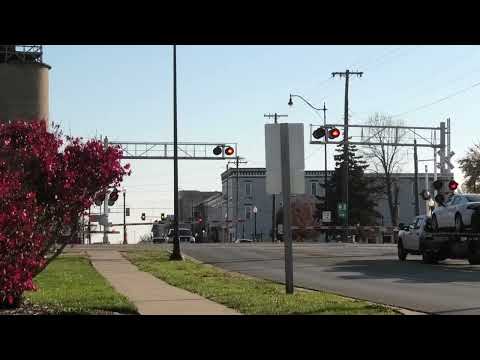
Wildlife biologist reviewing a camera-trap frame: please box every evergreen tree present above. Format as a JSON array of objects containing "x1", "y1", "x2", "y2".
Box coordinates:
[{"x1": 319, "y1": 142, "x2": 383, "y2": 225}]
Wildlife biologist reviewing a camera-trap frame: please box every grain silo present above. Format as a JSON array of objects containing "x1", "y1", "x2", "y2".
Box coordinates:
[{"x1": 0, "y1": 45, "x2": 51, "y2": 124}]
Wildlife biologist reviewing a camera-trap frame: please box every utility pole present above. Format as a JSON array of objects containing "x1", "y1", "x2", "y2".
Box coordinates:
[
  {"x1": 332, "y1": 70, "x2": 363, "y2": 242},
  {"x1": 123, "y1": 189, "x2": 127, "y2": 244},
  {"x1": 170, "y1": 44, "x2": 182, "y2": 260},
  {"x1": 414, "y1": 139, "x2": 420, "y2": 216},
  {"x1": 264, "y1": 113, "x2": 288, "y2": 242}
]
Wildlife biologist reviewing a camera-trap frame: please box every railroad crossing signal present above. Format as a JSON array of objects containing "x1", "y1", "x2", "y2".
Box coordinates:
[
  {"x1": 312, "y1": 127, "x2": 341, "y2": 140},
  {"x1": 108, "y1": 188, "x2": 119, "y2": 206},
  {"x1": 448, "y1": 180, "x2": 458, "y2": 191},
  {"x1": 94, "y1": 191, "x2": 107, "y2": 206},
  {"x1": 213, "y1": 145, "x2": 235, "y2": 157}
]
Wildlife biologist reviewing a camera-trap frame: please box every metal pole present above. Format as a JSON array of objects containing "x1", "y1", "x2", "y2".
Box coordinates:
[
  {"x1": 236, "y1": 157, "x2": 239, "y2": 242},
  {"x1": 414, "y1": 139, "x2": 420, "y2": 216},
  {"x1": 226, "y1": 163, "x2": 229, "y2": 242},
  {"x1": 123, "y1": 190, "x2": 127, "y2": 244},
  {"x1": 88, "y1": 206, "x2": 91, "y2": 245},
  {"x1": 170, "y1": 44, "x2": 182, "y2": 260},
  {"x1": 103, "y1": 137, "x2": 110, "y2": 245},
  {"x1": 343, "y1": 71, "x2": 350, "y2": 242},
  {"x1": 425, "y1": 164, "x2": 429, "y2": 216},
  {"x1": 254, "y1": 212, "x2": 257, "y2": 241},
  {"x1": 322, "y1": 102, "x2": 328, "y2": 242},
  {"x1": 280, "y1": 123, "x2": 294, "y2": 294},
  {"x1": 439, "y1": 121, "x2": 446, "y2": 175}
]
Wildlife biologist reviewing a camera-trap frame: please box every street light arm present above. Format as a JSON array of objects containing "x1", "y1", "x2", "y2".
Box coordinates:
[{"x1": 289, "y1": 94, "x2": 323, "y2": 111}]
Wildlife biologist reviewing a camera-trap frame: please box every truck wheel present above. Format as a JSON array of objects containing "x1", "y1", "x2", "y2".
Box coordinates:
[
  {"x1": 468, "y1": 256, "x2": 480, "y2": 265},
  {"x1": 422, "y1": 251, "x2": 438, "y2": 264},
  {"x1": 455, "y1": 214, "x2": 464, "y2": 233},
  {"x1": 398, "y1": 240, "x2": 407, "y2": 261}
]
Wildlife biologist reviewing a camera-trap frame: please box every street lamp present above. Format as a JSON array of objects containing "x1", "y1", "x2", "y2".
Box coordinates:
[
  {"x1": 253, "y1": 206, "x2": 258, "y2": 242},
  {"x1": 288, "y1": 93, "x2": 329, "y2": 242}
]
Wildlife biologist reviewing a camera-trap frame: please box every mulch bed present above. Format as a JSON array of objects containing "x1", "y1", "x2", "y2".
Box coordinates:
[{"x1": 0, "y1": 299, "x2": 123, "y2": 315}]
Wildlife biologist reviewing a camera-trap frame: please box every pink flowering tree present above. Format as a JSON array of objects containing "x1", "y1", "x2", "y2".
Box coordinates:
[{"x1": 0, "y1": 120, "x2": 131, "y2": 307}]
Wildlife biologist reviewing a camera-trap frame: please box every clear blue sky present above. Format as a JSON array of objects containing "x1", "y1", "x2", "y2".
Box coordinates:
[{"x1": 43, "y1": 45, "x2": 480, "y2": 242}]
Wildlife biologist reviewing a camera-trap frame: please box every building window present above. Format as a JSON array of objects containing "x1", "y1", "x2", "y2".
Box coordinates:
[
  {"x1": 245, "y1": 182, "x2": 252, "y2": 197},
  {"x1": 245, "y1": 206, "x2": 252, "y2": 220},
  {"x1": 311, "y1": 182, "x2": 318, "y2": 196}
]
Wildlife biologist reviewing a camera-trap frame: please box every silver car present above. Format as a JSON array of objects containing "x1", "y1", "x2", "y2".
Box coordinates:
[{"x1": 431, "y1": 193, "x2": 480, "y2": 232}]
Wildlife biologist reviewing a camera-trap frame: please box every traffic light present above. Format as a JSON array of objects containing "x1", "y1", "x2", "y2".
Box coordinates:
[
  {"x1": 225, "y1": 146, "x2": 235, "y2": 156},
  {"x1": 197, "y1": 217, "x2": 203, "y2": 224},
  {"x1": 328, "y1": 128, "x2": 341, "y2": 139},
  {"x1": 448, "y1": 179, "x2": 459, "y2": 191},
  {"x1": 94, "y1": 191, "x2": 106, "y2": 206},
  {"x1": 141, "y1": 213, "x2": 146, "y2": 221},
  {"x1": 108, "y1": 188, "x2": 119, "y2": 206},
  {"x1": 312, "y1": 127, "x2": 326, "y2": 139},
  {"x1": 161, "y1": 213, "x2": 165, "y2": 221},
  {"x1": 213, "y1": 145, "x2": 235, "y2": 156}
]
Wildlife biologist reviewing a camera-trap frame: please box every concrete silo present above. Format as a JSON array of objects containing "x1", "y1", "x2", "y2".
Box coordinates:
[{"x1": 0, "y1": 45, "x2": 51, "y2": 124}]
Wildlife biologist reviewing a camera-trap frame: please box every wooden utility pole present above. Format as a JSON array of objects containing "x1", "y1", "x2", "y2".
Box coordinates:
[
  {"x1": 414, "y1": 139, "x2": 420, "y2": 216},
  {"x1": 264, "y1": 113, "x2": 288, "y2": 242},
  {"x1": 332, "y1": 70, "x2": 363, "y2": 242}
]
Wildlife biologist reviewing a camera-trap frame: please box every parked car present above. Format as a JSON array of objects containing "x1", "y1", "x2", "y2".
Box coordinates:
[
  {"x1": 431, "y1": 193, "x2": 480, "y2": 232},
  {"x1": 234, "y1": 238, "x2": 253, "y2": 243},
  {"x1": 167, "y1": 228, "x2": 196, "y2": 243}
]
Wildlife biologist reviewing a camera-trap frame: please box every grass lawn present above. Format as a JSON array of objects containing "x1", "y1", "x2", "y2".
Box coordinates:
[
  {"x1": 124, "y1": 250, "x2": 397, "y2": 315},
  {"x1": 25, "y1": 256, "x2": 137, "y2": 315}
]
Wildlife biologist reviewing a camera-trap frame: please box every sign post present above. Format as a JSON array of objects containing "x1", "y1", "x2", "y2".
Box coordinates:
[{"x1": 265, "y1": 123, "x2": 304, "y2": 294}]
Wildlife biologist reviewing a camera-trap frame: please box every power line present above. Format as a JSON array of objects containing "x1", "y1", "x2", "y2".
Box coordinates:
[{"x1": 392, "y1": 79, "x2": 480, "y2": 118}]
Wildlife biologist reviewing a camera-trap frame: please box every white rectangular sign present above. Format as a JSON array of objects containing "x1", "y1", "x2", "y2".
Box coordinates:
[
  {"x1": 265, "y1": 123, "x2": 305, "y2": 195},
  {"x1": 322, "y1": 211, "x2": 332, "y2": 223}
]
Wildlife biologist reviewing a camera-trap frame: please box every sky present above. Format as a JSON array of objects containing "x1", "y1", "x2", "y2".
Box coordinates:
[{"x1": 42, "y1": 45, "x2": 480, "y2": 243}]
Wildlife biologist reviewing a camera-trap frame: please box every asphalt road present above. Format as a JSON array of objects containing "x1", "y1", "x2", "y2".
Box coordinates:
[{"x1": 173, "y1": 242, "x2": 480, "y2": 315}]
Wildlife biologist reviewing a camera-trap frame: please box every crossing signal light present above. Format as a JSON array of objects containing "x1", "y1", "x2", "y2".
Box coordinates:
[
  {"x1": 141, "y1": 213, "x2": 146, "y2": 221},
  {"x1": 328, "y1": 128, "x2": 341, "y2": 139},
  {"x1": 225, "y1": 146, "x2": 235, "y2": 156},
  {"x1": 94, "y1": 191, "x2": 106, "y2": 206},
  {"x1": 448, "y1": 180, "x2": 458, "y2": 191},
  {"x1": 312, "y1": 127, "x2": 326, "y2": 139},
  {"x1": 213, "y1": 146, "x2": 222, "y2": 156},
  {"x1": 108, "y1": 189, "x2": 119, "y2": 206}
]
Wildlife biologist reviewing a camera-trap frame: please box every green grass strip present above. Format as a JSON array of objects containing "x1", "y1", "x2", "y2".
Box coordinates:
[
  {"x1": 124, "y1": 250, "x2": 397, "y2": 315},
  {"x1": 26, "y1": 256, "x2": 137, "y2": 315}
]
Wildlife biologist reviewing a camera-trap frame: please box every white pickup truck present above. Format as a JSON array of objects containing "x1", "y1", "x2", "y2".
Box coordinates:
[
  {"x1": 397, "y1": 215, "x2": 429, "y2": 261},
  {"x1": 398, "y1": 215, "x2": 480, "y2": 264}
]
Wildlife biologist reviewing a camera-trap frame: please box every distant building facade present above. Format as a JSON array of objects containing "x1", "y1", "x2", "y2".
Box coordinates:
[{"x1": 194, "y1": 168, "x2": 451, "y2": 242}]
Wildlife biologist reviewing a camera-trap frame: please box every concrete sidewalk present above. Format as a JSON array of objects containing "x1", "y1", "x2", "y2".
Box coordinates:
[{"x1": 87, "y1": 250, "x2": 239, "y2": 315}]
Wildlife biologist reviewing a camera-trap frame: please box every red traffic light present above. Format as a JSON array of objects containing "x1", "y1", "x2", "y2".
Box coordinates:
[
  {"x1": 448, "y1": 180, "x2": 458, "y2": 191},
  {"x1": 225, "y1": 146, "x2": 235, "y2": 156},
  {"x1": 328, "y1": 128, "x2": 341, "y2": 139}
]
